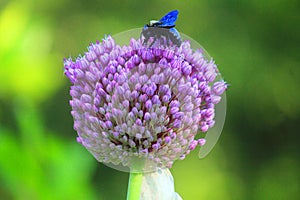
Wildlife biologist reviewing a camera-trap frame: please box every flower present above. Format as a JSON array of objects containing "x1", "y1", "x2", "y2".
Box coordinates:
[{"x1": 64, "y1": 35, "x2": 227, "y2": 171}]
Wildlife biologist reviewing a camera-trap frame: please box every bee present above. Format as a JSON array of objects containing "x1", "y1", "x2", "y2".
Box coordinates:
[{"x1": 141, "y1": 10, "x2": 182, "y2": 47}]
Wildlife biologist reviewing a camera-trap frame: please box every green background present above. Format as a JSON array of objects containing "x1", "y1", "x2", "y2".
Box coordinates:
[{"x1": 0, "y1": 0, "x2": 299, "y2": 199}]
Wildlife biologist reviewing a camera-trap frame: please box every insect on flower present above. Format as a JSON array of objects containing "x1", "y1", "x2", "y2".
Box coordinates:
[{"x1": 141, "y1": 10, "x2": 182, "y2": 47}]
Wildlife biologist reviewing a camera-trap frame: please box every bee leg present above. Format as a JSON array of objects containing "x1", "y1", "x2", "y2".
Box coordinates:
[
  {"x1": 142, "y1": 34, "x2": 151, "y2": 46},
  {"x1": 148, "y1": 32, "x2": 158, "y2": 47},
  {"x1": 148, "y1": 37, "x2": 156, "y2": 48},
  {"x1": 165, "y1": 33, "x2": 172, "y2": 46},
  {"x1": 143, "y1": 38, "x2": 148, "y2": 45},
  {"x1": 164, "y1": 35, "x2": 169, "y2": 46}
]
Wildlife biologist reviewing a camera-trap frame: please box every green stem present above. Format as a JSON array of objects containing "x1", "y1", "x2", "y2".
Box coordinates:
[{"x1": 126, "y1": 172, "x2": 143, "y2": 200}]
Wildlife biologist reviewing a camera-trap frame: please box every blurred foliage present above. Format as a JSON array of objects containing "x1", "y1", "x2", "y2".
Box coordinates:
[{"x1": 0, "y1": 0, "x2": 299, "y2": 199}]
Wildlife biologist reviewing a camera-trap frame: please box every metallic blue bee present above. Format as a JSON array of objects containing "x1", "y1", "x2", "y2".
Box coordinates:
[{"x1": 141, "y1": 10, "x2": 182, "y2": 47}]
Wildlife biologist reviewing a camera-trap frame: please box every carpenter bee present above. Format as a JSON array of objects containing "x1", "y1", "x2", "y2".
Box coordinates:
[{"x1": 141, "y1": 10, "x2": 182, "y2": 47}]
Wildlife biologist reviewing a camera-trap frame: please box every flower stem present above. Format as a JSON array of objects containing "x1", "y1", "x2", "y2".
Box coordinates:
[{"x1": 126, "y1": 172, "x2": 143, "y2": 200}]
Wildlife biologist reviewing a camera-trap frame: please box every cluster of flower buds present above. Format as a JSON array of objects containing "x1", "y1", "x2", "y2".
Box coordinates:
[{"x1": 64, "y1": 35, "x2": 227, "y2": 170}]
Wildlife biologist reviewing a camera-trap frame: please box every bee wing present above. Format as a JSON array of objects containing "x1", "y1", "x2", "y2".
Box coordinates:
[{"x1": 159, "y1": 10, "x2": 179, "y2": 27}]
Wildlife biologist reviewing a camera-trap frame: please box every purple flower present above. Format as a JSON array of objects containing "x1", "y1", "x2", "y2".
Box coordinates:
[{"x1": 64, "y1": 36, "x2": 227, "y2": 169}]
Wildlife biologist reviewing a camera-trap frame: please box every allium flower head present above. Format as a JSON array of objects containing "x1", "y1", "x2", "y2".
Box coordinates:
[{"x1": 64, "y1": 33, "x2": 227, "y2": 172}]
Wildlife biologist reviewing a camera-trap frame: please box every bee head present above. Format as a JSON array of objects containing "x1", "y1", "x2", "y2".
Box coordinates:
[{"x1": 147, "y1": 20, "x2": 162, "y2": 27}]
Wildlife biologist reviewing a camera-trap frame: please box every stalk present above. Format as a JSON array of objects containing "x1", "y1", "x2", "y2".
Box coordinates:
[{"x1": 126, "y1": 172, "x2": 143, "y2": 200}]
